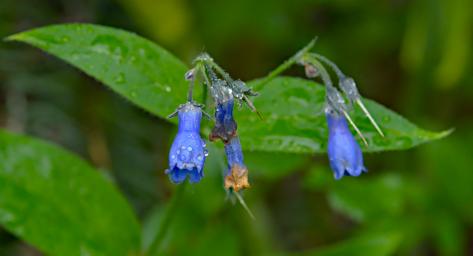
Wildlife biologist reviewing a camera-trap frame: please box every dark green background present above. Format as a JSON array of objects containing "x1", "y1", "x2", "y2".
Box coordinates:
[{"x1": 0, "y1": 0, "x2": 471, "y2": 255}]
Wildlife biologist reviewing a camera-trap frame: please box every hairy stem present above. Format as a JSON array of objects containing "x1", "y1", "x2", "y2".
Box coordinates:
[
  {"x1": 187, "y1": 79, "x2": 195, "y2": 102},
  {"x1": 256, "y1": 37, "x2": 318, "y2": 89}
]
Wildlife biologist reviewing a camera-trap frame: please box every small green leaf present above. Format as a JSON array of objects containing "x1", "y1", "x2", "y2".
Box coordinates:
[
  {"x1": 7, "y1": 23, "x2": 189, "y2": 120},
  {"x1": 237, "y1": 77, "x2": 450, "y2": 153},
  {"x1": 0, "y1": 130, "x2": 140, "y2": 256}
]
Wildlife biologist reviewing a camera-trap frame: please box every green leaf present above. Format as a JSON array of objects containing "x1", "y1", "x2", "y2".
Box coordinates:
[
  {"x1": 6, "y1": 23, "x2": 189, "y2": 120},
  {"x1": 0, "y1": 130, "x2": 141, "y2": 256},
  {"x1": 237, "y1": 77, "x2": 450, "y2": 153},
  {"x1": 7, "y1": 24, "x2": 449, "y2": 153}
]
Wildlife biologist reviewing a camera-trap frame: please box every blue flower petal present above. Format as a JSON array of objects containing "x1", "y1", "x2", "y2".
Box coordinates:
[
  {"x1": 166, "y1": 102, "x2": 207, "y2": 183},
  {"x1": 326, "y1": 111, "x2": 366, "y2": 179},
  {"x1": 188, "y1": 168, "x2": 203, "y2": 183},
  {"x1": 210, "y1": 99, "x2": 237, "y2": 143},
  {"x1": 224, "y1": 136, "x2": 245, "y2": 167},
  {"x1": 167, "y1": 167, "x2": 188, "y2": 184},
  {"x1": 223, "y1": 136, "x2": 250, "y2": 191}
]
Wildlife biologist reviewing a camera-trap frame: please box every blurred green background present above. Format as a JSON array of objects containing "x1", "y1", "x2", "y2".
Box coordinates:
[{"x1": 0, "y1": 0, "x2": 472, "y2": 255}]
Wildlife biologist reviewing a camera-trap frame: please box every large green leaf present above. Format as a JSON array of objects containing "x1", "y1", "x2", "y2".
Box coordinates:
[
  {"x1": 6, "y1": 23, "x2": 189, "y2": 120},
  {"x1": 0, "y1": 130, "x2": 141, "y2": 256},
  {"x1": 7, "y1": 24, "x2": 449, "y2": 153},
  {"x1": 237, "y1": 77, "x2": 450, "y2": 153}
]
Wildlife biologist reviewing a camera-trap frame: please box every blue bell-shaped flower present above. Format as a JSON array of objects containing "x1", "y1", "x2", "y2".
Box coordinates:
[
  {"x1": 166, "y1": 102, "x2": 207, "y2": 183},
  {"x1": 224, "y1": 136, "x2": 250, "y2": 191},
  {"x1": 209, "y1": 98, "x2": 237, "y2": 143},
  {"x1": 326, "y1": 108, "x2": 367, "y2": 179}
]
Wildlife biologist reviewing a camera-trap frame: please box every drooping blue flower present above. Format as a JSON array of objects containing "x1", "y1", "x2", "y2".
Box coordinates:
[
  {"x1": 326, "y1": 109, "x2": 367, "y2": 179},
  {"x1": 223, "y1": 136, "x2": 250, "y2": 191},
  {"x1": 209, "y1": 98, "x2": 237, "y2": 143},
  {"x1": 166, "y1": 102, "x2": 207, "y2": 183}
]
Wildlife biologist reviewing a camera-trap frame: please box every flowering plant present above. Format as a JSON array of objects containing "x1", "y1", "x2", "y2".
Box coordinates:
[{"x1": 0, "y1": 24, "x2": 450, "y2": 256}]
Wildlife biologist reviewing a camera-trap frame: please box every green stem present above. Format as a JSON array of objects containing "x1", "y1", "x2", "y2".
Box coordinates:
[
  {"x1": 208, "y1": 61, "x2": 232, "y2": 83},
  {"x1": 305, "y1": 55, "x2": 334, "y2": 88},
  {"x1": 256, "y1": 37, "x2": 318, "y2": 89},
  {"x1": 146, "y1": 183, "x2": 187, "y2": 256},
  {"x1": 187, "y1": 79, "x2": 195, "y2": 102}
]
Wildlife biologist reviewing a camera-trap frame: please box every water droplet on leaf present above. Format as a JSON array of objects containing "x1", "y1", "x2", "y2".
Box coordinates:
[{"x1": 114, "y1": 73, "x2": 125, "y2": 84}]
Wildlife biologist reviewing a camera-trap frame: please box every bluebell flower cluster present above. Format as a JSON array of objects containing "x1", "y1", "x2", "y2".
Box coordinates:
[
  {"x1": 205, "y1": 67, "x2": 251, "y2": 191},
  {"x1": 300, "y1": 52, "x2": 384, "y2": 180},
  {"x1": 166, "y1": 102, "x2": 207, "y2": 183},
  {"x1": 165, "y1": 56, "x2": 256, "y2": 189}
]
